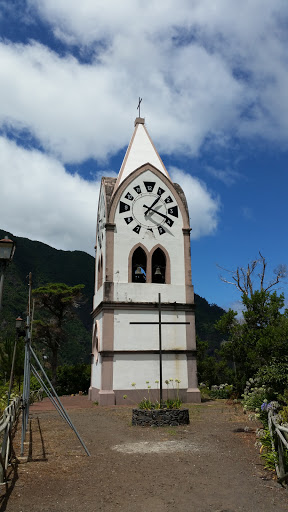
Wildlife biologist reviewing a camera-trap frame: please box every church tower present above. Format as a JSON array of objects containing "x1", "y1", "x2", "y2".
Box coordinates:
[{"x1": 89, "y1": 117, "x2": 201, "y2": 405}]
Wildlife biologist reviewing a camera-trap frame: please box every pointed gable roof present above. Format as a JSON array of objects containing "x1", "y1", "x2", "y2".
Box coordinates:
[{"x1": 114, "y1": 117, "x2": 171, "y2": 191}]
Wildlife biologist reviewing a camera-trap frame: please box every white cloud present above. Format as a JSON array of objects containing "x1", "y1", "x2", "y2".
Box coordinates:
[
  {"x1": 0, "y1": 136, "x2": 219, "y2": 254},
  {"x1": 205, "y1": 166, "x2": 241, "y2": 186},
  {"x1": 0, "y1": 136, "x2": 99, "y2": 254},
  {"x1": 0, "y1": 37, "x2": 243, "y2": 163},
  {"x1": 0, "y1": 1, "x2": 287, "y2": 165},
  {"x1": 170, "y1": 167, "x2": 220, "y2": 238},
  {"x1": 0, "y1": 1, "x2": 287, "y2": 255},
  {"x1": 0, "y1": 41, "x2": 132, "y2": 163}
]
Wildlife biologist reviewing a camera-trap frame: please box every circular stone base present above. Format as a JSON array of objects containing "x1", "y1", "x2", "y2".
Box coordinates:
[{"x1": 132, "y1": 408, "x2": 190, "y2": 427}]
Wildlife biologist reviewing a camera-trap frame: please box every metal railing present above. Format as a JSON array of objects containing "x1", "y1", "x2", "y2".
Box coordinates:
[
  {"x1": 268, "y1": 410, "x2": 288, "y2": 485},
  {"x1": 0, "y1": 396, "x2": 22, "y2": 484}
]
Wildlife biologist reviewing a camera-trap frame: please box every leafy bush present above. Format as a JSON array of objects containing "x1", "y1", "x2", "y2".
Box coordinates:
[
  {"x1": 0, "y1": 383, "x2": 9, "y2": 413},
  {"x1": 138, "y1": 398, "x2": 154, "y2": 410},
  {"x1": 209, "y1": 383, "x2": 234, "y2": 399},
  {"x1": 255, "y1": 357, "x2": 288, "y2": 397},
  {"x1": 255, "y1": 427, "x2": 279, "y2": 472},
  {"x1": 137, "y1": 397, "x2": 182, "y2": 410},
  {"x1": 279, "y1": 405, "x2": 288, "y2": 426},
  {"x1": 199, "y1": 382, "x2": 234, "y2": 400},
  {"x1": 56, "y1": 364, "x2": 90, "y2": 395},
  {"x1": 242, "y1": 378, "x2": 274, "y2": 414}
]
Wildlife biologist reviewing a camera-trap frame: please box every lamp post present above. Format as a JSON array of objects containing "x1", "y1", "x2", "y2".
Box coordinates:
[{"x1": 0, "y1": 236, "x2": 16, "y2": 310}]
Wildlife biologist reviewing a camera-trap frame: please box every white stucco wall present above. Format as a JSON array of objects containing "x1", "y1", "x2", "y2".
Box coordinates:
[
  {"x1": 91, "y1": 354, "x2": 101, "y2": 390},
  {"x1": 114, "y1": 309, "x2": 187, "y2": 351},
  {"x1": 113, "y1": 353, "x2": 188, "y2": 390},
  {"x1": 114, "y1": 283, "x2": 186, "y2": 303},
  {"x1": 93, "y1": 285, "x2": 104, "y2": 310},
  {"x1": 90, "y1": 313, "x2": 103, "y2": 390}
]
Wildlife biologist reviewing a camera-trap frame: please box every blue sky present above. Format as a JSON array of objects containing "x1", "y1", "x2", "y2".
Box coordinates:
[{"x1": 0, "y1": 1, "x2": 287, "y2": 311}]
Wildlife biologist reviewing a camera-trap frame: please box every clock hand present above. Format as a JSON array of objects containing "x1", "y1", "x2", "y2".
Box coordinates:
[
  {"x1": 144, "y1": 195, "x2": 161, "y2": 216},
  {"x1": 143, "y1": 205, "x2": 170, "y2": 221}
]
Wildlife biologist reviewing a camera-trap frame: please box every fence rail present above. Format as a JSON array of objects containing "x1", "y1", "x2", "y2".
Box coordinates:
[
  {"x1": 268, "y1": 410, "x2": 288, "y2": 485},
  {"x1": 0, "y1": 396, "x2": 22, "y2": 484}
]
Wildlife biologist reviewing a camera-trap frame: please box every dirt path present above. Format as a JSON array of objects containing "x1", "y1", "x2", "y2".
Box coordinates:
[{"x1": 1, "y1": 397, "x2": 287, "y2": 512}]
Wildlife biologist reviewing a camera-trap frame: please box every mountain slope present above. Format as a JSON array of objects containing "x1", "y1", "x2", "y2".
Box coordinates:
[{"x1": 0, "y1": 229, "x2": 95, "y2": 364}]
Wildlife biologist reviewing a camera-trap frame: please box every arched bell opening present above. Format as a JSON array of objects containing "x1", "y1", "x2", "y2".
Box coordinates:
[
  {"x1": 132, "y1": 246, "x2": 147, "y2": 283},
  {"x1": 152, "y1": 248, "x2": 166, "y2": 284}
]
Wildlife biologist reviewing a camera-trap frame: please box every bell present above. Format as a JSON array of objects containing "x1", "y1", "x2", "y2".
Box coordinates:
[
  {"x1": 135, "y1": 266, "x2": 142, "y2": 275},
  {"x1": 154, "y1": 266, "x2": 162, "y2": 276}
]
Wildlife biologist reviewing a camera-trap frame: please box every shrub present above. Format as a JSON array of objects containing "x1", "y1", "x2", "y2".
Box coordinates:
[
  {"x1": 242, "y1": 378, "x2": 274, "y2": 414},
  {"x1": 255, "y1": 426, "x2": 278, "y2": 472},
  {"x1": 56, "y1": 364, "x2": 90, "y2": 395},
  {"x1": 209, "y1": 383, "x2": 234, "y2": 399},
  {"x1": 199, "y1": 382, "x2": 234, "y2": 400}
]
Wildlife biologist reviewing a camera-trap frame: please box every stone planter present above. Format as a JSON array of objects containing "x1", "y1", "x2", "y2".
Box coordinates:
[{"x1": 132, "y1": 408, "x2": 189, "y2": 427}]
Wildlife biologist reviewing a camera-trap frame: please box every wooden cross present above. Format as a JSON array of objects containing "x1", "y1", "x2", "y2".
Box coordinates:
[
  {"x1": 137, "y1": 97, "x2": 142, "y2": 117},
  {"x1": 130, "y1": 293, "x2": 190, "y2": 403}
]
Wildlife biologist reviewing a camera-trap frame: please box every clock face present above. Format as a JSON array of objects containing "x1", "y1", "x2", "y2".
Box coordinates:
[{"x1": 118, "y1": 177, "x2": 178, "y2": 236}]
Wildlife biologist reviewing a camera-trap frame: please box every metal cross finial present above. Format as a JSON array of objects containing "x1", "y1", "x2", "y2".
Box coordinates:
[{"x1": 137, "y1": 97, "x2": 142, "y2": 117}]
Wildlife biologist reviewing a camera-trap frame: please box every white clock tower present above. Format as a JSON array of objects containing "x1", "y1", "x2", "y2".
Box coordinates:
[{"x1": 89, "y1": 117, "x2": 201, "y2": 405}]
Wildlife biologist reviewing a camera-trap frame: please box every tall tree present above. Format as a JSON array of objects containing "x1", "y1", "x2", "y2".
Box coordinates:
[
  {"x1": 216, "y1": 255, "x2": 288, "y2": 392},
  {"x1": 0, "y1": 334, "x2": 24, "y2": 390},
  {"x1": 32, "y1": 283, "x2": 84, "y2": 386},
  {"x1": 217, "y1": 252, "x2": 287, "y2": 297}
]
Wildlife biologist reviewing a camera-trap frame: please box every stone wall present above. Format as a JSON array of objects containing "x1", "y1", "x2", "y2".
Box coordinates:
[{"x1": 132, "y1": 408, "x2": 189, "y2": 427}]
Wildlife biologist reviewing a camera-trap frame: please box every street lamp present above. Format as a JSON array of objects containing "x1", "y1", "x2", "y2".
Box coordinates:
[
  {"x1": 0, "y1": 236, "x2": 16, "y2": 310},
  {"x1": 16, "y1": 316, "x2": 24, "y2": 330}
]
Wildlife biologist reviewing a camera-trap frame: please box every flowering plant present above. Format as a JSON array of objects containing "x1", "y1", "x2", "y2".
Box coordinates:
[{"x1": 124, "y1": 379, "x2": 183, "y2": 410}]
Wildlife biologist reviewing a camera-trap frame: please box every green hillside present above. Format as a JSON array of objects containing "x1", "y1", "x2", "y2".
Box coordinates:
[
  {"x1": 0, "y1": 229, "x2": 95, "y2": 365},
  {"x1": 194, "y1": 294, "x2": 226, "y2": 352},
  {"x1": 0, "y1": 229, "x2": 225, "y2": 366}
]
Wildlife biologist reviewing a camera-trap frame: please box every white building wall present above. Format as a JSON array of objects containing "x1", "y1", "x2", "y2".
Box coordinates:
[
  {"x1": 114, "y1": 309, "x2": 187, "y2": 351},
  {"x1": 93, "y1": 285, "x2": 104, "y2": 310},
  {"x1": 90, "y1": 312, "x2": 103, "y2": 390},
  {"x1": 113, "y1": 353, "x2": 188, "y2": 390},
  {"x1": 91, "y1": 354, "x2": 101, "y2": 390},
  {"x1": 114, "y1": 283, "x2": 186, "y2": 303}
]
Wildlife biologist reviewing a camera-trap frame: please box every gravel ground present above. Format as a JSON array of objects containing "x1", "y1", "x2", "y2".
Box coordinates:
[{"x1": 1, "y1": 396, "x2": 287, "y2": 512}]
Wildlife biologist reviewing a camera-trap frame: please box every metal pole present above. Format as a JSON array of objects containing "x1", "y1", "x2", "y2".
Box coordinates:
[
  {"x1": 0, "y1": 272, "x2": 4, "y2": 310},
  {"x1": 0, "y1": 262, "x2": 6, "y2": 311},
  {"x1": 25, "y1": 327, "x2": 31, "y2": 430},
  {"x1": 29, "y1": 346, "x2": 90, "y2": 456},
  {"x1": 158, "y1": 293, "x2": 163, "y2": 404},
  {"x1": 26, "y1": 273, "x2": 32, "y2": 428},
  {"x1": 31, "y1": 365, "x2": 73, "y2": 427},
  {"x1": 20, "y1": 273, "x2": 32, "y2": 456},
  {"x1": 7, "y1": 338, "x2": 17, "y2": 406},
  {"x1": 20, "y1": 341, "x2": 29, "y2": 457}
]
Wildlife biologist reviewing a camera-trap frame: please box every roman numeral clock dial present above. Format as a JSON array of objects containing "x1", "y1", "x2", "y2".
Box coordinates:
[{"x1": 118, "y1": 179, "x2": 178, "y2": 235}]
